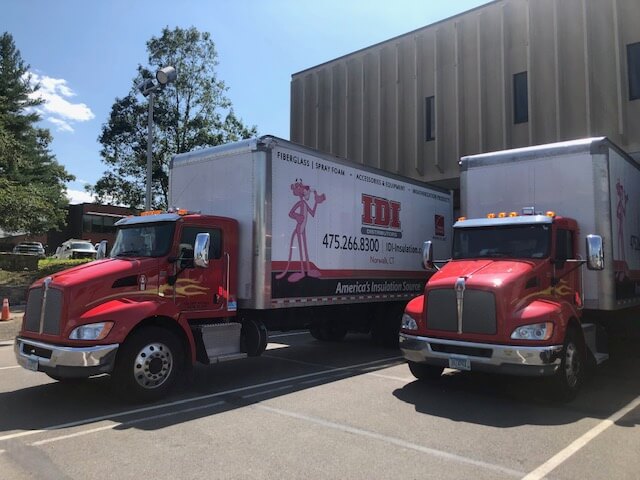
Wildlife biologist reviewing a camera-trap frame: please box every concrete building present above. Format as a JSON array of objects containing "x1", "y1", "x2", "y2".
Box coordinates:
[{"x1": 290, "y1": 0, "x2": 640, "y2": 208}]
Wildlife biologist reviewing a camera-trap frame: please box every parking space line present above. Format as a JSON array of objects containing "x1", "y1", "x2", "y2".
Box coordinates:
[
  {"x1": 522, "y1": 395, "x2": 640, "y2": 480},
  {"x1": 268, "y1": 332, "x2": 310, "y2": 339},
  {"x1": 0, "y1": 356, "x2": 401, "y2": 444},
  {"x1": 257, "y1": 404, "x2": 526, "y2": 478},
  {"x1": 28, "y1": 401, "x2": 226, "y2": 447},
  {"x1": 366, "y1": 372, "x2": 413, "y2": 382},
  {"x1": 0, "y1": 366, "x2": 20, "y2": 371},
  {"x1": 262, "y1": 354, "x2": 333, "y2": 369}
]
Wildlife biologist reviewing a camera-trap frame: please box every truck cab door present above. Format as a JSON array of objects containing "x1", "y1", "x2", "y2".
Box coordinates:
[{"x1": 173, "y1": 225, "x2": 229, "y2": 316}]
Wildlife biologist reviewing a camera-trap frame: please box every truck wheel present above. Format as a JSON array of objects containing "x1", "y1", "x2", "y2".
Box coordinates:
[
  {"x1": 310, "y1": 322, "x2": 347, "y2": 342},
  {"x1": 552, "y1": 328, "x2": 585, "y2": 402},
  {"x1": 408, "y1": 361, "x2": 444, "y2": 381},
  {"x1": 242, "y1": 319, "x2": 268, "y2": 356},
  {"x1": 112, "y1": 327, "x2": 183, "y2": 402}
]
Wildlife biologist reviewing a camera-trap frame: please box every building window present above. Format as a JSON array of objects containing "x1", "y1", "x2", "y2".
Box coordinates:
[
  {"x1": 513, "y1": 72, "x2": 528, "y2": 124},
  {"x1": 82, "y1": 214, "x2": 123, "y2": 235},
  {"x1": 627, "y1": 42, "x2": 640, "y2": 100},
  {"x1": 425, "y1": 96, "x2": 435, "y2": 141}
]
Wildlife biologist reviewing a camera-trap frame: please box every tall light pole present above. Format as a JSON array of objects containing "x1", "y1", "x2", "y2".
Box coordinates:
[{"x1": 138, "y1": 66, "x2": 177, "y2": 211}]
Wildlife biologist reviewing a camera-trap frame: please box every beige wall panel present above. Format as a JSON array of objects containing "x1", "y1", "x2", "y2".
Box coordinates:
[
  {"x1": 398, "y1": 38, "x2": 417, "y2": 177},
  {"x1": 317, "y1": 68, "x2": 332, "y2": 153},
  {"x1": 459, "y1": 17, "x2": 480, "y2": 157},
  {"x1": 346, "y1": 57, "x2": 364, "y2": 163},
  {"x1": 331, "y1": 63, "x2": 347, "y2": 158},
  {"x1": 587, "y1": 0, "x2": 619, "y2": 143},
  {"x1": 557, "y1": 0, "x2": 588, "y2": 141},
  {"x1": 362, "y1": 51, "x2": 381, "y2": 168},
  {"x1": 416, "y1": 32, "x2": 436, "y2": 179},
  {"x1": 290, "y1": 77, "x2": 304, "y2": 143},
  {"x1": 529, "y1": 0, "x2": 558, "y2": 144},
  {"x1": 302, "y1": 73, "x2": 317, "y2": 148},
  {"x1": 379, "y1": 45, "x2": 398, "y2": 173},
  {"x1": 619, "y1": 0, "x2": 640, "y2": 154},
  {"x1": 504, "y1": 0, "x2": 528, "y2": 148},
  {"x1": 479, "y1": 8, "x2": 505, "y2": 153},
  {"x1": 436, "y1": 25, "x2": 459, "y2": 182}
]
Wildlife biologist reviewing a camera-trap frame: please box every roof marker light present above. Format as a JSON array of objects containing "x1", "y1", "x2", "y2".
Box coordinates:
[
  {"x1": 509, "y1": 212, "x2": 518, "y2": 217},
  {"x1": 546, "y1": 211, "x2": 556, "y2": 217},
  {"x1": 498, "y1": 212, "x2": 507, "y2": 218},
  {"x1": 487, "y1": 213, "x2": 496, "y2": 219},
  {"x1": 457, "y1": 216, "x2": 467, "y2": 221}
]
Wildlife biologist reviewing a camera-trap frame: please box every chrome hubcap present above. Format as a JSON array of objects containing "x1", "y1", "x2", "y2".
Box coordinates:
[
  {"x1": 564, "y1": 342, "x2": 580, "y2": 388},
  {"x1": 133, "y1": 342, "x2": 173, "y2": 389}
]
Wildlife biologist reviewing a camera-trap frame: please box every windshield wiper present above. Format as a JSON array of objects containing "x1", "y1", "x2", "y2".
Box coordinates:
[{"x1": 114, "y1": 250, "x2": 142, "y2": 257}]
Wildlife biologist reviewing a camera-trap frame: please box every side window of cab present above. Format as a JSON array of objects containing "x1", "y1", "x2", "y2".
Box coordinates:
[
  {"x1": 178, "y1": 226, "x2": 222, "y2": 267},
  {"x1": 556, "y1": 229, "x2": 575, "y2": 263}
]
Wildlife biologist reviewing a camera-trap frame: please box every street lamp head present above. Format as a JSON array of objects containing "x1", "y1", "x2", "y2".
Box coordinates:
[
  {"x1": 138, "y1": 78, "x2": 156, "y2": 97},
  {"x1": 156, "y1": 66, "x2": 177, "y2": 85}
]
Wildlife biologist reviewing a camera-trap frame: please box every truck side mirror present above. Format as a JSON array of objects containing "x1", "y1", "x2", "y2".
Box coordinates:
[
  {"x1": 194, "y1": 233, "x2": 210, "y2": 268},
  {"x1": 96, "y1": 240, "x2": 108, "y2": 260},
  {"x1": 586, "y1": 234, "x2": 604, "y2": 271},
  {"x1": 422, "y1": 241, "x2": 434, "y2": 270}
]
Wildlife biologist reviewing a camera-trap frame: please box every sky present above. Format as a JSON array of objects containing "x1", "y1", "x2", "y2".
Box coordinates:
[{"x1": 2, "y1": 0, "x2": 491, "y2": 204}]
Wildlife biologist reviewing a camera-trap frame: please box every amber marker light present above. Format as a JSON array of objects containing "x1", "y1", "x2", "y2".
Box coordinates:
[
  {"x1": 498, "y1": 212, "x2": 507, "y2": 218},
  {"x1": 546, "y1": 211, "x2": 556, "y2": 217},
  {"x1": 457, "y1": 216, "x2": 467, "y2": 221},
  {"x1": 487, "y1": 213, "x2": 496, "y2": 219}
]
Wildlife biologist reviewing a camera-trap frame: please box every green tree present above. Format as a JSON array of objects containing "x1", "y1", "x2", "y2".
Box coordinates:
[
  {"x1": 90, "y1": 26, "x2": 257, "y2": 209},
  {"x1": 0, "y1": 32, "x2": 73, "y2": 234}
]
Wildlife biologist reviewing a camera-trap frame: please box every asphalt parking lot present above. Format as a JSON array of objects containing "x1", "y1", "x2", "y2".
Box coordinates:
[{"x1": 0, "y1": 330, "x2": 638, "y2": 480}]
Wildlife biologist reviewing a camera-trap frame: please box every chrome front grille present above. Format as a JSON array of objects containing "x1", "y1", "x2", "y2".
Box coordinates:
[
  {"x1": 24, "y1": 286, "x2": 63, "y2": 335},
  {"x1": 427, "y1": 288, "x2": 497, "y2": 334}
]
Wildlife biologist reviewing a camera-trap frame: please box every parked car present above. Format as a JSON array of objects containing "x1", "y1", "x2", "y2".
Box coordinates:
[
  {"x1": 12, "y1": 242, "x2": 46, "y2": 258},
  {"x1": 53, "y1": 239, "x2": 97, "y2": 260}
]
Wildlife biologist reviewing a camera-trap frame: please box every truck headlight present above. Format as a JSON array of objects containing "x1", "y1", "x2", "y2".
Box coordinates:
[
  {"x1": 69, "y1": 322, "x2": 114, "y2": 340},
  {"x1": 401, "y1": 314, "x2": 418, "y2": 331},
  {"x1": 510, "y1": 322, "x2": 553, "y2": 341}
]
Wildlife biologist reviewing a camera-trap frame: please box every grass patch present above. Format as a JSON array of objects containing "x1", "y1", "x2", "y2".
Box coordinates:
[{"x1": 0, "y1": 258, "x2": 93, "y2": 286}]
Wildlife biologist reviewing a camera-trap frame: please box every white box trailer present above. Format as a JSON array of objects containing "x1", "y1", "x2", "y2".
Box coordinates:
[
  {"x1": 461, "y1": 136, "x2": 640, "y2": 311},
  {"x1": 170, "y1": 136, "x2": 453, "y2": 342}
]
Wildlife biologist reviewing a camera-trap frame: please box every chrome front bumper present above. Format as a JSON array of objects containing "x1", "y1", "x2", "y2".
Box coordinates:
[
  {"x1": 399, "y1": 333, "x2": 563, "y2": 376},
  {"x1": 15, "y1": 337, "x2": 119, "y2": 378}
]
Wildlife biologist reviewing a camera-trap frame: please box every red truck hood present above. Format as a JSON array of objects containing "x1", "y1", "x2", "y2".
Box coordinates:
[
  {"x1": 33, "y1": 258, "x2": 154, "y2": 288},
  {"x1": 428, "y1": 259, "x2": 538, "y2": 289}
]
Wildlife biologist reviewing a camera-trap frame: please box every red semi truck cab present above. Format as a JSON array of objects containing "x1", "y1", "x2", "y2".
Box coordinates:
[
  {"x1": 399, "y1": 211, "x2": 605, "y2": 399},
  {"x1": 14, "y1": 211, "x2": 267, "y2": 401}
]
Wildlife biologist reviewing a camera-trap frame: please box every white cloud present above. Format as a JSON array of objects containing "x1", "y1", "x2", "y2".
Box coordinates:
[
  {"x1": 26, "y1": 72, "x2": 95, "y2": 133},
  {"x1": 66, "y1": 189, "x2": 94, "y2": 204},
  {"x1": 47, "y1": 117, "x2": 74, "y2": 133}
]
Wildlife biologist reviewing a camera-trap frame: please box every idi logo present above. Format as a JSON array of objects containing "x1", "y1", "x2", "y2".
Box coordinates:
[{"x1": 362, "y1": 194, "x2": 401, "y2": 230}]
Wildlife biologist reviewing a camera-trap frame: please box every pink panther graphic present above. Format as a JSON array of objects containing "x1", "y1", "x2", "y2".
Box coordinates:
[
  {"x1": 616, "y1": 179, "x2": 628, "y2": 281},
  {"x1": 277, "y1": 179, "x2": 326, "y2": 283}
]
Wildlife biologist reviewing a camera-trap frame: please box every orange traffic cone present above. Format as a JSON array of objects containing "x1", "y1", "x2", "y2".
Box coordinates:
[{"x1": 1, "y1": 298, "x2": 10, "y2": 321}]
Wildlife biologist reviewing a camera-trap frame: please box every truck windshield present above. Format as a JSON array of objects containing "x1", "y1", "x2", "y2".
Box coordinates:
[
  {"x1": 110, "y1": 222, "x2": 175, "y2": 258},
  {"x1": 453, "y1": 224, "x2": 551, "y2": 260}
]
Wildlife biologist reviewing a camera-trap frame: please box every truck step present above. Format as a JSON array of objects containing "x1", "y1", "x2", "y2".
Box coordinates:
[
  {"x1": 593, "y1": 352, "x2": 609, "y2": 365},
  {"x1": 195, "y1": 322, "x2": 243, "y2": 362}
]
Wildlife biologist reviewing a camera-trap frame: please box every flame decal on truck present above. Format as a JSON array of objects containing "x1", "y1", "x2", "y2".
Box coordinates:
[{"x1": 159, "y1": 279, "x2": 210, "y2": 298}]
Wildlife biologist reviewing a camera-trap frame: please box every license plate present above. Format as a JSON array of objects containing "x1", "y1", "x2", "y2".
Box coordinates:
[
  {"x1": 24, "y1": 357, "x2": 39, "y2": 372},
  {"x1": 449, "y1": 356, "x2": 471, "y2": 371}
]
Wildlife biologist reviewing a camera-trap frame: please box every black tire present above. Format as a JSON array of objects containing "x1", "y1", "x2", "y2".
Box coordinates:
[
  {"x1": 112, "y1": 327, "x2": 183, "y2": 402},
  {"x1": 408, "y1": 361, "x2": 444, "y2": 381},
  {"x1": 241, "y1": 319, "x2": 268, "y2": 356},
  {"x1": 552, "y1": 328, "x2": 585, "y2": 402},
  {"x1": 309, "y1": 321, "x2": 347, "y2": 342}
]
